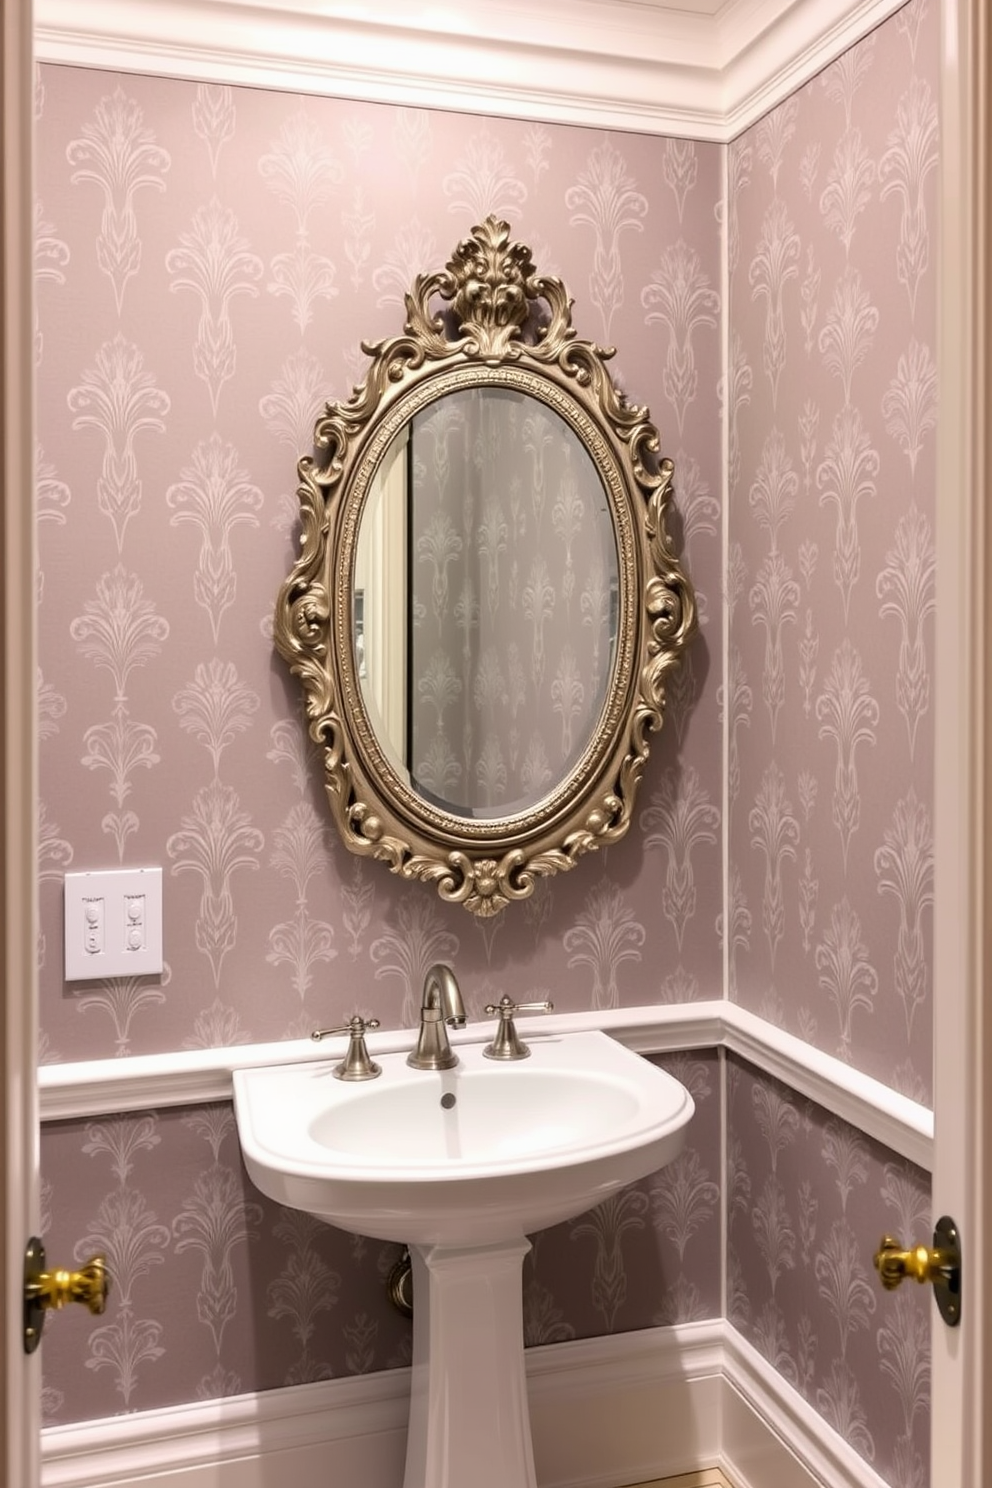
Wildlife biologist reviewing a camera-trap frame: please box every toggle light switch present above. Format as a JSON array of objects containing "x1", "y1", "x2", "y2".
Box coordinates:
[
  {"x1": 64, "y1": 868, "x2": 163, "y2": 980},
  {"x1": 124, "y1": 895, "x2": 146, "y2": 952},
  {"x1": 83, "y1": 898, "x2": 104, "y2": 956}
]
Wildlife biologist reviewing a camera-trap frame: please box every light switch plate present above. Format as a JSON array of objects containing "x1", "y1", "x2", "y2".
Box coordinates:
[{"x1": 64, "y1": 867, "x2": 163, "y2": 981}]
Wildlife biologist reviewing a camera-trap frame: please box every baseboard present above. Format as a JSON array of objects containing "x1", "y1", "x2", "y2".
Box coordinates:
[
  {"x1": 40, "y1": 1365, "x2": 412, "y2": 1488},
  {"x1": 636, "y1": 1474, "x2": 734, "y2": 1488},
  {"x1": 41, "y1": 1321, "x2": 892, "y2": 1488},
  {"x1": 719, "y1": 1329, "x2": 892, "y2": 1488}
]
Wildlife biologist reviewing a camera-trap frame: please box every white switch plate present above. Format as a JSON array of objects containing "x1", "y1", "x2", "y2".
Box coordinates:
[{"x1": 64, "y1": 868, "x2": 163, "y2": 981}]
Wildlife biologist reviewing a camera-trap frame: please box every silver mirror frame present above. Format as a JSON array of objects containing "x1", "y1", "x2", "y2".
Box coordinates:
[{"x1": 274, "y1": 217, "x2": 697, "y2": 916}]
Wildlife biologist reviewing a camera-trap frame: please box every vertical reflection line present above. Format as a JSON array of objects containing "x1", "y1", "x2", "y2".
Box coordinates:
[
  {"x1": 719, "y1": 132, "x2": 731, "y2": 1331},
  {"x1": 405, "y1": 416, "x2": 415, "y2": 775}
]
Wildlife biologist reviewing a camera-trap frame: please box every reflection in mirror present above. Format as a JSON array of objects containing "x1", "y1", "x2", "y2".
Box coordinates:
[
  {"x1": 354, "y1": 424, "x2": 409, "y2": 781},
  {"x1": 356, "y1": 388, "x2": 618, "y2": 820}
]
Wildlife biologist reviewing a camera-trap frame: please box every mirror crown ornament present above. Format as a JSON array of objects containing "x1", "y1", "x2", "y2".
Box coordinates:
[
  {"x1": 275, "y1": 217, "x2": 697, "y2": 917},
  {"x1": 405, "y1": 216, "x2": 575, "y2": 368},
  {"x1": 445, "y1": 216, "x2": 540, "y2": 354}
]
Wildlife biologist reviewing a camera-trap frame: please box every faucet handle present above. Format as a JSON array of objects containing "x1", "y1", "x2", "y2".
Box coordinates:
[
  {"x1": 311, "y1": 1015, "x2": 382, "y2": 1081},
  {"x1": 482, "y1": 996, "x2": 554, "y2": 1061}
]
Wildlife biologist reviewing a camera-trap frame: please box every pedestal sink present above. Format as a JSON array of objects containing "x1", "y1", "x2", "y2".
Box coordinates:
[{"x1": 233, "y1": 1030, "x2": 693, "y2": 1488}]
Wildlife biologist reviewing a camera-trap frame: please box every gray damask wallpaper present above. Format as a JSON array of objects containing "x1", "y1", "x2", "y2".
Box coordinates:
[
  {"x1": 35, "y1": 1, "x2": 936, "y2": 1483},
  {"x1": 35, "y1": 51, "x2": 725, "y2": 1428},
  {"x1": 727, "y1": 1059, "x2": 931, "y2": 1487},
  {"x1": 727, "y1": 0, "x2": 937, "y2": 1104},
  {"x1": 35, "y1": 70, "x2": 724, "y2": 1058},
  {"x1": 39, "y1": 1051, "x2": 722, "y2": 1422},
  {"x1": 724, "y1": 8, "x2": 937, "y2": 1483}
]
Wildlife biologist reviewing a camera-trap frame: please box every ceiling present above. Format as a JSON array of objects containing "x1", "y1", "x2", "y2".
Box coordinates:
[{"x1": 35, "y1": 0, "x2": 908, "y2": 139}]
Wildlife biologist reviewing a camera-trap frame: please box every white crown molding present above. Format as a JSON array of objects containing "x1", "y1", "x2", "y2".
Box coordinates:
[
  {"x1": 40, "y1": 1321, "x2": 888, "y2": 1488},
  {"x1": 38, "y1": 999, "x2": 934, "y2": 1170},
  {"x1": 35, "y1": 0, "x2": 907, "y2": 141},
  {"x1": 720, "y1": 0, "x2": 910, "y2": 135}
]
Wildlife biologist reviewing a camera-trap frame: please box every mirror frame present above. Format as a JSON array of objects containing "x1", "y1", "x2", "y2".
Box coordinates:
[{"x1": 274, "y1": 217, "x2": 697, "y2": 916}]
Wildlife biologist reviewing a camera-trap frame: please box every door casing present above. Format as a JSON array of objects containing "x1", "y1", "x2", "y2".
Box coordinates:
[
  {"x1": 932, "y1": 0, "x2": 992, "y2": 1481},
  {"x1": 6, "y1": 1, "x2": 992, "y2": 1484},
  {"x1": 2, "y1": 0, "x2": 41, "y2": 1484}
]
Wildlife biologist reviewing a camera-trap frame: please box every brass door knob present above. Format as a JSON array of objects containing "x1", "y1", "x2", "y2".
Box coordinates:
[
  {"x1": 23, "y1": 1236, "x2": 111, "y2": 1354},
  {"x1": 873, "y1": 1215, "x2": 961, "y2": 1327}
]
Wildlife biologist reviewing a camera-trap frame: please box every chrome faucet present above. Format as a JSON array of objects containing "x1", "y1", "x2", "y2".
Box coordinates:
[{"x1": 407, "y1": 963, "x2": 466, "y2": 1070}]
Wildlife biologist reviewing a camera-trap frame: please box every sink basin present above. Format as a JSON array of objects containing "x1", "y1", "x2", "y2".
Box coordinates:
[
  {"x1": 232, "y1": 1029, "x2": 693, "y2": 1247},
  {"x1": 233, "y1": 1027, "x2": 694, "y2": 1488}
]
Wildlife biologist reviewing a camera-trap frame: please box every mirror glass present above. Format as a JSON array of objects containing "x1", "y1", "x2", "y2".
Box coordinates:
[{"x1": 355, "y1": 387, "x2": 618, "y2": 820}]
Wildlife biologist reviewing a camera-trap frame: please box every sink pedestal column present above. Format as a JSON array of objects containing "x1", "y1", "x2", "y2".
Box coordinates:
[{"x1": 404, "y1": 1237, "x2": 535, "y2": 1488}]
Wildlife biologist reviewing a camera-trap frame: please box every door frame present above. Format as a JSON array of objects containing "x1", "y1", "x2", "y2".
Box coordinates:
[
  {"x1": 932, "y1": 0, "x2": 992, "y2": 1481},
  {"x1": 2, "y1": 0, "x2": 41, "y2": 1484},
  {"x1": 5, "y1": 0, "x2": 992, "y2": 1484}
]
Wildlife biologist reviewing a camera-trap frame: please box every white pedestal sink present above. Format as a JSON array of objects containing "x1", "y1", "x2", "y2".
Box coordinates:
[{"x1": 233, "y1": 1031, "x2": 693, "y2": 1488}]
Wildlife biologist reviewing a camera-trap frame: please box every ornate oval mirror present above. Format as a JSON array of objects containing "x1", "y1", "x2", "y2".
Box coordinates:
[{"x1": 275, "y1": 217, "x2": 696, "y2": 916}]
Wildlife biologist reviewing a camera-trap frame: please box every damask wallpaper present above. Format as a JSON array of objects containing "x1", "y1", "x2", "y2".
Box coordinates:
[
  {"x1": 34, "y1": 1, "x2": 937, "y2": 1482},
  {"x1": 35, "y1": 68, "x2": 724, "y2": 1061},
  {"x1": 727, "y1": 0, "x2": 937, "y2": 1104},
  {"x1": 723, "y1": 8, "x2": 938, "y2": 1482},
  {"x1": 39, "y1": 1052, "x2": 722, "y2": 1422},
  {"x1": 34, "y1": 57, "x2": 725, "y2": 1426},
  {"x1": 727, "y1": 1057, "x2": 931, "y2": 1487}
]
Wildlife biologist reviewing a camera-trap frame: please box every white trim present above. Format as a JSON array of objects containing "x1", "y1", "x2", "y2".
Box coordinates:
[
  {"x1": 723, "y1": 1003, "x2": 932, "y2": 1168},
  {"x1": 33, "y1": 0, "x2": 906, "y2": 142},
  {"x1": 4, "y1": 0, "x2": 41, "y2": 1483},
  {"x1": 40, "y1": 1366, "x2": 410, "y2": 1488},
  {"x1": 719, "y1": 0, "x2": 906, "y2": 137},
  {"x1": 721, "y1": 1327, "x2": 889, "y2": 1488},
  {"x1": 719, "y1": 1047, "x2": 730, "y2": 1327},
  {"x1": 718, "y1": 126, "x2": 732, "y2": 1341},
  {"x1": 720, "y1": 128, "x2": 733, "y2": 1018},
  {"x1": 38, "y1": 1001, "x2": 933, "y2": 1169},
  {"x1": 931, "y1": 0, "x2": 992, "y2": 1480},
  {"x1": 527, "y1": 1323, "x2": 726, "y2": 1488},
  {"x1": 40, "y1": 1321, "x2": 887, "y2": 1488}
]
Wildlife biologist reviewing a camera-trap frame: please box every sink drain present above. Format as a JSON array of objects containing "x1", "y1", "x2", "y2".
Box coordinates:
[{"x1": 440, "y1": 1093, "x2": 456, "y2": 1109}]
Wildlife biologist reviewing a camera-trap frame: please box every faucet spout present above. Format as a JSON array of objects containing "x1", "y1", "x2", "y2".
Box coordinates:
[
  {"x1": 423, "y1": 963, "x2": 466, "y2": 1024},
  {"x1": 408, "y1": 963, "x2": 466, "y2": 1070}
]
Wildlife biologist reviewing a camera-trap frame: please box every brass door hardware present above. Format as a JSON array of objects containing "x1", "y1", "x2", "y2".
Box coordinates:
[
  {"x1": 482, "y1": 996, "x2": 554, "y2": 1060},
  {"x1": 24, "y1": 1236, "x2": 110, "y2": 1354},
  {"x1": 311, "y1": 1014, "x2": 381, "y2": 1080},
  {"x1": 873, "y1": 1214, "x2": 961, "y2": 1326}
]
